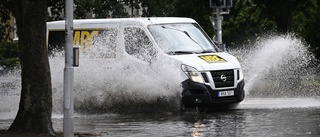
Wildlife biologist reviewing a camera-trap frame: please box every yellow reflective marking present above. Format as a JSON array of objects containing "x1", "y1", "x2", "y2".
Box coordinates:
[
  {"x1": 73, "y1": 31, "x2": 81, "y2": 46},
  {"x1": 199, "y1": 55, "x2": 227, "y2": 63},
  {"x1": 73, "y1": 30, "x2": 99, "y2": 51},
  {"x1": 80, "y1": 31, "x2": 90, "y2": 48}
]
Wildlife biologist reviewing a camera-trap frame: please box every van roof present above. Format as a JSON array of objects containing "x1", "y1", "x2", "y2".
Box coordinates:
[{"x1": 47, "y1": 17, "x2": 197, "y2": 29}]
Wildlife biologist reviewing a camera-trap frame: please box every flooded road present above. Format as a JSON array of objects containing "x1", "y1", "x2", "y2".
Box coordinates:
[
  {"x1": 47, "y1": 98, "x2": 319, "y2": 137},
  {"x1": 1, "y1": 97, "x2": 320, "y2": 136},
  {"x1": 1, "y1": 95, "x2": 320, "y2": 137}
]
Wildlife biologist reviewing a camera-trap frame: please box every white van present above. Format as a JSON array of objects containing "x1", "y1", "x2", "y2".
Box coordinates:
[{"x1": 47, "y1": 17, "x2": 245, "y2": 109}]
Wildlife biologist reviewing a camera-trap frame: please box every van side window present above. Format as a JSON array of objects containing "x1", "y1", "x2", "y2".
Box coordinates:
[
  {"x1": 48, "y1": 31, "x2": 65, "y2": 54},
  {"x1": 124, "y1": 27, "x2": 156, "y2": 62}
]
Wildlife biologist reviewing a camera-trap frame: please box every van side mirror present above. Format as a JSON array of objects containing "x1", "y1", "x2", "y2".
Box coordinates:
[{"x1": 222, "y1": 43, "x2": 227, "y2": 51}]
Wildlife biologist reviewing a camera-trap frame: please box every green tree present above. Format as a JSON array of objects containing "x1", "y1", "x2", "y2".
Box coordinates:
[
  {"x1": 290, "y1": 0, "x2": 320, "y2": 59},
  {"x1": 253, "y1": 0, "x2": 303, "y2": 32},
  {"x1": 48, "y1": 0, "x2": 129, "y2": 20},
  {"x1": 48, "y1": 0, "x2": 65, "y2": 21},
  {"x1": 168, "y1": 0, "x2": 214, "y2": 36},
  {"x1": 140, "y1": 0, "x2": 175, "y2": 17},
  {"x1": 92, "y1": 0, "x2": 129, "y2": 18},
  {"x1": 0, "y1": 41, "x2": 19, "y2": 68},
  {"x1": 226, "y1": 0, "x2": 320, "y2": 58},
  {"x1": 223, "y1": 0, "x2": 277, "y2": 46},
  {"x1": 0, "y1": 1, "x2": 19, "y2": 69},
  {"x1": 0, "y1": 1, "x2": 13, "y2": 42},
  {"x1": 1, "y1": 0, "x2": 55, "y2": 135},
  {"x1": 122, "y1": 0, "x2": 141, "y2": 16}
]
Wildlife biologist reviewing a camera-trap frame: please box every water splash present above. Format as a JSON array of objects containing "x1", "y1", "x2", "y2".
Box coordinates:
[
  {"x1": 0, "y1": 69, "x2": 20, "y2": 119},
  {"x1": 230, "y1": 33, "x2": 319, "y2": 97},
  {"x1": 1, "y1": 33, "x2": 319, "y2": 116},
  {"x1": 50, "y1": 47, "x2": 182, "y2": 114}
]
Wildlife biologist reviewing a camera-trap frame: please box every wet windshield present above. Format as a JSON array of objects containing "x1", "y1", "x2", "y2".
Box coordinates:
[{"x1": 148, "y1": 23, "x2": 219, "y2": 55}]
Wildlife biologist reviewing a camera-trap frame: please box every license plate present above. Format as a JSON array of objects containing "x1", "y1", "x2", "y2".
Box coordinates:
[{"x1": 218, "y1": 90, "x2": 234, "y2": 97}]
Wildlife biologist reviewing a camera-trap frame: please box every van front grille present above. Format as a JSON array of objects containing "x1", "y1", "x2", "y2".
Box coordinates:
[{"x1": 210, "y1": 70, "x2": 234, "y2": 88}]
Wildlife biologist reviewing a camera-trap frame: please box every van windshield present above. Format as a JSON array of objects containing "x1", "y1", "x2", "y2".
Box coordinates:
[{"x1": 148, "y1": 23, "x2": 219, "y2": 55}]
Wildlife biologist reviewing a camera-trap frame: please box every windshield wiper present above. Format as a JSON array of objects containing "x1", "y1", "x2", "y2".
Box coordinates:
[
  {"x1": 168, "y1": 50, "x2": 216, "y2": 55},
  {"x1": 168, "y1": 51, "x2": 196, "y2": 55},
  {"x1": 198, "y1": 50, "x2": 215, "y2": 53}
]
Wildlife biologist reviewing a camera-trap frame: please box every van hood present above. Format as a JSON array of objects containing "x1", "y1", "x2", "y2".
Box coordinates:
[{"x1": 169, "y1": 52, "x2": 241, "y2": 71}]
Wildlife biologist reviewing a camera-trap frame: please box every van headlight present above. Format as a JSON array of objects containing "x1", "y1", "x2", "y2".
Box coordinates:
[
  {"x1": 181, "y1": 64, "x2": 204, "y2": 83},
  {"x1": 239, "y1": 69, "x2": 244, "y2": 81}
]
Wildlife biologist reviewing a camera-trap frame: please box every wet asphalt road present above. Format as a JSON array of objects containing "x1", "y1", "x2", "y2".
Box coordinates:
[
  {"x1": 47, "y1": 98, "x2": 320, "y2": 137},
  {"x1": 0, "y1": 98, "x2": 320, "y2": 137}
]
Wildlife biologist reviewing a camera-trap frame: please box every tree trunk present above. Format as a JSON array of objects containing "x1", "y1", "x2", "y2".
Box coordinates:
[{"x1": 8, "y1": 0, "x2": 55, "y2": 136}]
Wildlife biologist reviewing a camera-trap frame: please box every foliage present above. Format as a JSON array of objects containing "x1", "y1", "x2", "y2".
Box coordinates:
[
  {"x1": 0, "y1": 1, "x2": 13, "y2": 42},
  {"x1": 48, "y1": 0, "x2": 130, "y2": 21},
  {"x1": 140, "y1": 0, "x2": 175, "y2": 17},
  {"x1": 91, "y1": 0, "x2": 129, "y2": 18},
  {"x1": 0, "y1": 41, "x2": 19, "y2": 68},
  {"x1": 169, "y1": 0, "x2": 214, "y2": 37},
  {"x1": 0, "y1": 1, "x2": 17, "y2": 68},
  {"x1": 223, "y1": 0, "x2": 277, "y2": 46},
  {"x1": 74, "y1": 0, "x2": 129, "y2": 18},
  {"x1": 2, "y1": 0, "x2": 320, "y2": 59},
  {"x1": 223, "y1": 0, "x2": 320, "y2": 58},
  {"x1": 47, "y1": 0, "x2": 65, "y2": 21},
  {"x1": 290, "y1": 0, "x2": 320, "y2": 58}
]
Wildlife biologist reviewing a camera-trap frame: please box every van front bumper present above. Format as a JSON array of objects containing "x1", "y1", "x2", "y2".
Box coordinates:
[{"x1": 181, "y1": 79, "x2": 245, "y2": 107}]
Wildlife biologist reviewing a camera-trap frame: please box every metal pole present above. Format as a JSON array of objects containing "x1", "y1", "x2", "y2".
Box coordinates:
[
  {"x1": 63, "y1": 0, "x2": 74, "y2": 136},
  {"x1": 215, "y1": 8, "x2": 223, "y2": 50}
]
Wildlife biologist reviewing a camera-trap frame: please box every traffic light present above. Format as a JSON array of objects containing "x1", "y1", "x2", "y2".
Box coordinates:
[
  {"x1": 209, "y1": 0, "x2": 233, "y2": 9},
  {"x1": 226, "y1": 0, "x2": 233, "y2": 8},
  {"x1": 210, "y1": 0, "x2": 226, "y2": 8}
]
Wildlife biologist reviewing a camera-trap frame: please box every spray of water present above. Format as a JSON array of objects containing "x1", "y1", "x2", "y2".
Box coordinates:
[
  {"x1": 0, "y1": 69, "x2": 20, "y2": 119},
  {"x1": 230, "y1": 33, "x2": 318, "y2": 97},
  {"x1": 50, "y1": 44, "x2": 183, "y2": 114},
  {"x1": 1, "y1": 33, "x2": 319, "y2": 116}
]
